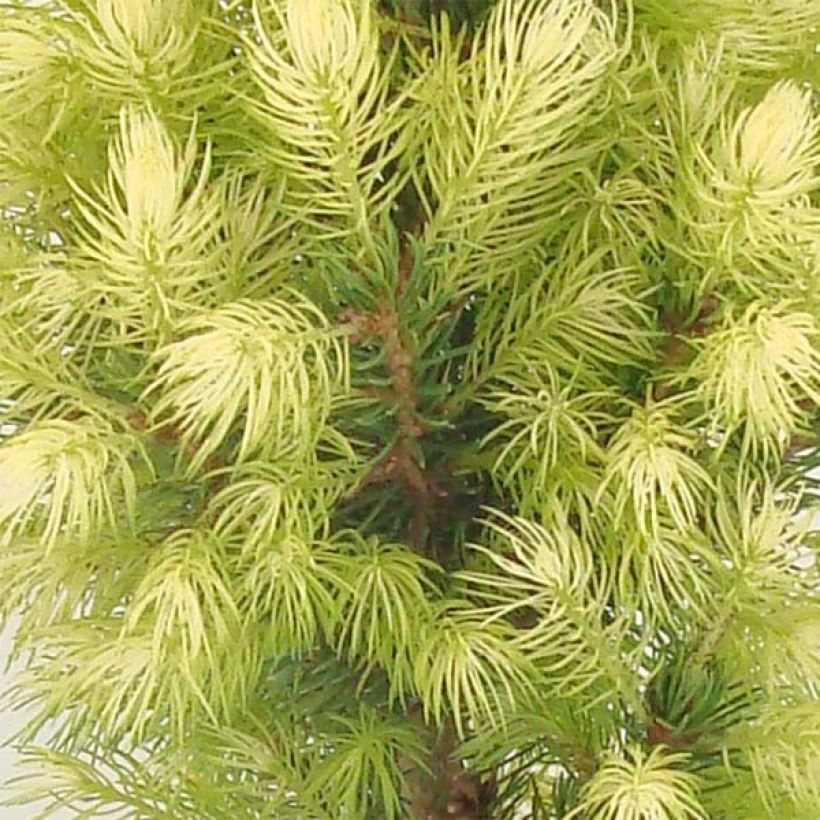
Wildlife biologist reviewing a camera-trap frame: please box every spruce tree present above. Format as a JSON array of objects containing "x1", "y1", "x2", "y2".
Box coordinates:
[{"x1": 0, "y1": 1, "x2": 819, "y2": 817}]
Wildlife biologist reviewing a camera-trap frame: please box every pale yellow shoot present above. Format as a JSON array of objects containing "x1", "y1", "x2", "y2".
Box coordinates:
[
  {"x1": 732, "y1": 81, "x2": 818, "y2": 192},
  {"x1": 283, "y1": 0, "x2": 366, "y2": 82},
  {"x1": 109, "y1": 108, "x2": 187, "y2": 249},
  {"x1": 518, "y1": 0, "x2": 598, "y2": 69},
  {"x1": 570, "y1": 745, "x2": 707, "y2": 820},
  {"x1": 0, "y1": 22, "x2": 64, "y2": 124},
  {"x1": 600, "y1": 402, "x2": 714, "y2": 536},
  {"x1": 0, "y1": 420, "x2": 137, "y2": 552},
  {"x1": 94, "y1": 0, "x2": 191, "y2": 56},
  {"x1": 693, "y1": 305, "x2": 820, "y2": 451},
  {"x1": 148, "y1": 298, "x2": 347, "y2": 473},
  {"x1": 0, "y1": 28, "x2": 56, "y2": 79}
]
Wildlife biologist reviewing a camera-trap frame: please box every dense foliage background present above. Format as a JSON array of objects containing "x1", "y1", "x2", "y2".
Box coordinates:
[{"x1": 0, "y1": 0, "x2": 819, "y2": 817}]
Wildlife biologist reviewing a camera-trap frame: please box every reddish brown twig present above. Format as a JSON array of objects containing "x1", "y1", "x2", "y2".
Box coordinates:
[{"x1": 344, "y1": 277, "x2": 450, "y2": 550}]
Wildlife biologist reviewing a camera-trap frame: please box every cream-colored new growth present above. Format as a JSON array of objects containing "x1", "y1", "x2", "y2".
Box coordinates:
[
  {"x1": 111, "y1": 109, "x2": 184, "y2": 247},
  {"x1": 148, "y1": 297, "x2": 347, "y2": 473},
  {"x1": 694, "y1": 304, "x2": 820, "y2": 450},
  {"x1": 0, "y1": 21, "x2": 64, "y2": 125},
  {"x1": 732, "y1": 82, "x2": 817, "y2": 192},
  {"x1": 570, "y1": 745, "x2": 706, "y2": 820},
  {"x1": 0, "y1": 27, "x2": 56, "y2": 84},
  {"x1": 280, "y1": 0, "x2": 366, "y2": 82},
  {"x1": 600, "y1": 402, "x2": 714, "y2": 536},
  {"x1": 94, "y1": 0, "x2": 193, "y2": 59},
  {"x1": 0, "y1": 420, "x2": 137, "y2": 552}
]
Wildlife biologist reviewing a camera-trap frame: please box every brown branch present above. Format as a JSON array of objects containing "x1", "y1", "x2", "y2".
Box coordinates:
[
  {"x1": 380, "y1": 298, "x2": 426, "y2": 438},
  {"x1": 400, "y1": 708, "x2": 497, "y2": 820},
  {"x1": 341, "y1": 300, "x2": 426, "y2": 442},
  {"x1": 646, "y1": 719, "x2": 700, "y2": 752},
  {"x1": 784, "y1": 434, "x2": 816, "y2": 461},
  {"x1": 397, "y1": 236, "x2": 416, "y2": 296},
  {"x1": 343, "y1": 263, "x2": 452, "y2": 550},
  {"x1": 653, "y1": 296, "x2": 720, "y2": 401}
]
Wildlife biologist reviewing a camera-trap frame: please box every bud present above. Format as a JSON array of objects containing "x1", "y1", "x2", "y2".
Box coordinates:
[
  {"x1": 0, "y1": 27, "x2": 55, "y2": 80},
  {"x1": 110, "y1": 109, "x2": 182, "y2": 246},
  {"x1": 283, "y1": 0, "x2": 366, "y2": 82},
  {"x1": 694, "y1": 305, "x2": 820, "y2": 447},
  {"x1": 734, "y1": 81, "x2": 817, "y2": 190},
  {"x1": 519, "y1": 0, "x2": 596, "y2": 67},
  {"x1": 0, "y1": 23, "x2": 62, "y2": 120},
  {"x1": 677, "y1": 38, "x2": 732, "y2": 140},
  {"x1": 95, "y1": 0, "x2": 182, "y2": 53},
  {"x1": 88, "y1": 0, "x2": 197, "y2": 94}
]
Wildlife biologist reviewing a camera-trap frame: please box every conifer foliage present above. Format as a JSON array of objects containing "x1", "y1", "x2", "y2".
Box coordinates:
[{"x1": 0, "y1": 1, "x2": 819, "y2": 817}]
